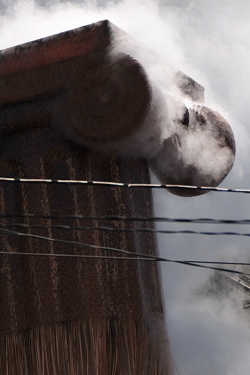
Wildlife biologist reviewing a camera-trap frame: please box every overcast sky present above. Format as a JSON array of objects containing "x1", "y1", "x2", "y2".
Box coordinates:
[{"x1": 1, "y1": 0, "x2": 250, "y2": 374}]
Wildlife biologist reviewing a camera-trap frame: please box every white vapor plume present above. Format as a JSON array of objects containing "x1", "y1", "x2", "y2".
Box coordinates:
[
  {"x1": 61, "y1": 25, "x2": 235, "y2": 196},
  {"x1": 1, "y1": 0, "x2": 250, "y2": 374}
]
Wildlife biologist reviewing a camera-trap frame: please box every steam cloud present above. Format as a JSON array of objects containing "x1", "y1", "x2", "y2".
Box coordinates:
[
  {"x1": 1, "y1": 0, "x2": 250, "y2": 374},
  {"x1": 66, "y1": 31, "x2": 236, "y2": 196},
  {"x1": 56, "y1": 22, "x2": 235, "y2": 196}
]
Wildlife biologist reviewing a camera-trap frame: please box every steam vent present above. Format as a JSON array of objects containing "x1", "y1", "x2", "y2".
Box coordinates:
[{"x1": 0, "y1": 20, "x2": 235, "y2": 374}]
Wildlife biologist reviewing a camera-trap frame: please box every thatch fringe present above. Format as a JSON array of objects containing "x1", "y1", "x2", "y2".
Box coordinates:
[{"x1": 0, "y1": 318, "x2": 173, "y2": 375}]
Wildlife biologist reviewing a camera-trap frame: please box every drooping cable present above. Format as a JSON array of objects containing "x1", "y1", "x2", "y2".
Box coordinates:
[
  {"x1": 0, "y1": 176, "x2": 249, "y2": 193},
  {"x1": 0, "y1": 214, "x2": 250, "y2": 225},
  {"x1": 0, "y1": 227, "x2": 249, "y2": 275},
  {"x1": 172, "y1": 355, "x2": 181, "y2": 375},
  {"x1": 1, "y1": 222, "x2": 250, "y2": 238}
]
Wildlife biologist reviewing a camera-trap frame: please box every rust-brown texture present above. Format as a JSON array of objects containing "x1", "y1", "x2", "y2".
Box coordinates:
[{"x1": 0, "y1": 20, "x2": 175, "y2": 374}]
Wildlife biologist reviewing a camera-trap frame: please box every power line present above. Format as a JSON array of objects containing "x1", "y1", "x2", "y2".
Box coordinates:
[
  {"x1": 0, "y1": 176, "x2": 249, "y2": 193},
  {"x1": 0, "y1": 214, "x2": 250, "y2": 225},
  {"x1": 0, "y1": 227, "x2": 140, "y2": 258},
  {"x1": 0, "y1": 250, "x2": 249, "y2": 275},
  {"x1": 0, "y1": 227, "x2": 249, "y2": 275},
  {"x1": 172, "y1": 355, "x2": 181, "y2": 375},
  {"x1": 1, "y1": 222, "x2": 250, "y2": 238}
]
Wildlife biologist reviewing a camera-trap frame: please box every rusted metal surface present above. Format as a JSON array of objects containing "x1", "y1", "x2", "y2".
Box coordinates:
[
  {"x1": 0, "y1": 21, "x2": 152, "y2": 142},
  {"x1": 0, "y1": 20, "x2": 176, "y2": 374},
  {"x1": 0, "y1": 20, "x2": 204, "y2": 142},
  {"x1": 0, "y1": 20, "x2": 112, "y2": 76}
]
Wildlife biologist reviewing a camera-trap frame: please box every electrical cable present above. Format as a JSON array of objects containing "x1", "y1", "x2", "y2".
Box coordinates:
[
  {"x1": 0, "y1": 227, "x2": 249, "y2": 275},
  {"x1": 172, "y1": 355, "x2": 181, "y2": 375},
  {"x1": 1, "y1": 222, "x2": 250, "y2": 238},
  {"x1": 0, "y1": 249, "x2": 248, "y2": 275},
  {"x1": 0, "y1": 214, "x2": 250, "y2": 225},
  {"x1": 0, "y1": 176, "x2": 250, "y2": 193},
  {"x1": 0, "y1": 180, "x2": 249, "y2": 274}
]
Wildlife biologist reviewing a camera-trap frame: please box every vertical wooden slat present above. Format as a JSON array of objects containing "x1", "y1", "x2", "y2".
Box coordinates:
[{"x1": 0, "y1": 125, "x2": 172, "y2": 374}]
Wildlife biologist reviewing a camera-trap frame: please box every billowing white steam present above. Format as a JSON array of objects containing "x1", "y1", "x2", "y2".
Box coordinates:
[
  {"x1": 66, "y1": 32, "x2": 236, "y2": 197},
  {"x1": 149, "y1": 100, "x2": 236, "y2": 196}
]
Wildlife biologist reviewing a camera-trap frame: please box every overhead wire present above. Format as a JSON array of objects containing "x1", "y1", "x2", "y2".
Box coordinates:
[
  {"x1": 0, "y1": 176, "x2": 250, "y2": 193},
  {"x1": 0, "y1": 214, "x2": 250, "y2": 225},
  {"x1": 0, "y1": 249, "x2": 249, "y2": 275},
  {"x1": 0, "y1": 178, "x2": 250, "y2": 275},
  {"x1": 1, "y1": 222, "x2": 250, "y2": 238},
  {"x1": 172, "y1": 355, "x2": 181, "y2": 375},
  {"x1": 0, "y1": 227, "x2": 249, "y2": 275}
]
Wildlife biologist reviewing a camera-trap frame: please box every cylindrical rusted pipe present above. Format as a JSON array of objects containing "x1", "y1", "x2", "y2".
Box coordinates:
[{"x1": 0, "y1": 20, "x2": 152, "y2": 142}]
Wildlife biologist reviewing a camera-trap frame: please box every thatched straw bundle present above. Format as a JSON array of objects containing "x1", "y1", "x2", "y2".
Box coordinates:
[{"x1": 1, "y1": 318, "x2": 172, "y2": 374}]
